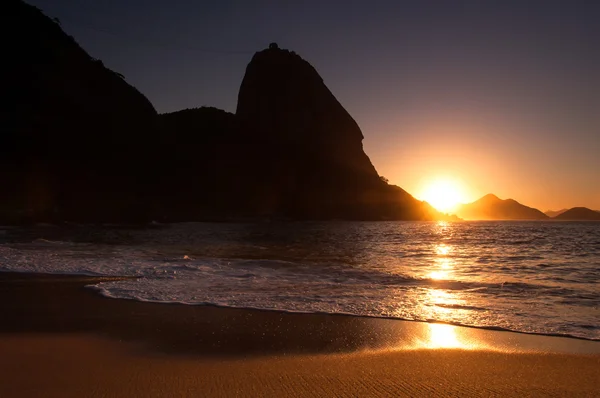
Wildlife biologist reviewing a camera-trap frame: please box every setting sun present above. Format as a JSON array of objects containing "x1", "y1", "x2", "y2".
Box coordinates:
[{"x1": 419, "y1": 178, "x2": 466, "y2": 213}]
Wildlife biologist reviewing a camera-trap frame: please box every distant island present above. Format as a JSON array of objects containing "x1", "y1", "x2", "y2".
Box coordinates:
[
  {"x1": 455, "y1": 194, "x2": 548, "y2": 221},
  {"x1": 1, "y1": 1, "x2": 449, "y2": 224},
  {"x1": 454, "y1": 194, "x2": 600, "y2": 221},
  {"x1": 552, "y1": 207, "x2": 600, "y2": 221}
]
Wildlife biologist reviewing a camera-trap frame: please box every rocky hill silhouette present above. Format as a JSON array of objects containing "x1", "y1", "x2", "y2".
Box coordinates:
[
  {"x1": 552, "y1": 207, "x2": 600, "y2": 221},
  {"x1": 2, "y1": 0, "x2": 160, "y2": 223},
  {"x1": 231, "y1": 44, "x2": 438, "y2": 220},
  {"x1": 159, "y1": 46, "x2": 441, "y2": 220},
  {"x1": 1, "y1": 2, "x2": 442, "y2": 223},
  {"x1": 456, "y1": 194, "x2": 549, "y2": 220}
]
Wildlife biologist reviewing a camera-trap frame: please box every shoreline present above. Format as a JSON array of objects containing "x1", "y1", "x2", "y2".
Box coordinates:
[
  {"x1": 1, "y1": 271, "x2": 600, "y2": 355},
  {"x1": 94, "y1": 287, "x2": 600, "y2": 344},
  {"x1": 3, "y1": 270, "x2": 599, "y2": 345},
  {"x1": 1, "y1": 272, "x2": 600, "y2": 396}
]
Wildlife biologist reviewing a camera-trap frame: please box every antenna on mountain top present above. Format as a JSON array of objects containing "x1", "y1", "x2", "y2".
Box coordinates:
[{"x1": 269, "y1": 42, "x2": 279, "y2": 50}]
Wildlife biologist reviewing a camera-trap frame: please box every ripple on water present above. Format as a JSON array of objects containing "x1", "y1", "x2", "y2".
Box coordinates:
[{"x1": 0, "y1": 221, "x2": 599, "y2": 340}]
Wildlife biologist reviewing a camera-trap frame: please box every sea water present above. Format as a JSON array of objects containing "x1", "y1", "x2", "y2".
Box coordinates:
[{"x1": 1, "y1": 221, "x2": 598, "y2": 340}]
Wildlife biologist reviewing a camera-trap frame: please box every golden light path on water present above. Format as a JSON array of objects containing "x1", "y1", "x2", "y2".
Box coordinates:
[
  {"x1": 378, "y1": 219, "x2": 600, "y2": 351},
  {"x1": 417, "y1": 221, "x2": 479, "y2": 349},
  {"x1": 410, "y1": 323, "x2": 488, "y2": 350},
  {"x1": 426, "y1": 323, "x2": 463, "y2": 348}
]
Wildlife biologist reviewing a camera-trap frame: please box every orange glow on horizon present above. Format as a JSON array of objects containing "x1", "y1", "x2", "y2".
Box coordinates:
[{"x1": 418, "y1": 177, "x2": 467, "y2": 213}]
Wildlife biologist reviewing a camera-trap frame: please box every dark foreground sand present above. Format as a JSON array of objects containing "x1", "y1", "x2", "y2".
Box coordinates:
[{"x1": 0, "y1": 273, "x2": 599, "y2": 397}]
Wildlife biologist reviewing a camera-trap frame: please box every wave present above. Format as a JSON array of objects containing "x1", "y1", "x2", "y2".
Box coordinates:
[
  {"x1": 3, "y1": 261, "x2": 599, "y2": 341},
  {"x1": 2, "y1": 220, "x2": 600, "y2": 342},
  {"x1": 433, "y1": 303, "x2": 488, "y2": 311},
  {"x1": 88, "y1": 282, "x2": 600, "y2": 342}
]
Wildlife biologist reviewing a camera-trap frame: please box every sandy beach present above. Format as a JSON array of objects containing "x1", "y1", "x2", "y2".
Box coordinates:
[{"x1": 1, "y1": 273, "x2": 599, "y2": 397}]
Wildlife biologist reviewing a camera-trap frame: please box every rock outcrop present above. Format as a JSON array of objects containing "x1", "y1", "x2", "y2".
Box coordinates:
[
  {"x1": 233, "y1": 45, "x2": 437, "y2": 220},
  {"x1": 456, "y1": 194, "x2": 548, "y2": 220}
]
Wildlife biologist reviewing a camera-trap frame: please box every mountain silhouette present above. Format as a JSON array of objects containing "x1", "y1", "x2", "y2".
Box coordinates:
[
  {"x1": 231, "y1": 44, "x2": 440, "y2": 220},
  {"x1": 456, "y1": 194, "x2": 549, "y2": 220},
  {"x1": 544, "y1": 209, "x2": 569, "y2": 218},
  {"x1": 1, "y1": 2, "x2": 443, "y2": 223},
  {"x1": 155, "y1": 107, "x2": 245, "y2": 220},
  {"x1": 2, "y1": 0, "x2": 160, "y2": 223},
  {"x1": 552, "y1": 207, "x2": 600, "y2": 221},
  {"x1": 159, "y1": 46, "x2": 443, "y2": 221}
]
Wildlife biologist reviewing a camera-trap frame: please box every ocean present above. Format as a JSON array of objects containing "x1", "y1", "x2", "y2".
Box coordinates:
[{"x1": 1, "y1": 221, "x2": 599, "y2": 340}]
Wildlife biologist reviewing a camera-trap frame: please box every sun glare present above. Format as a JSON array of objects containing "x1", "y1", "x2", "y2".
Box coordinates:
[
  {"x1": 420, "y1": 178, "x2": 465, "y2": 213},
  {"x1": 427, "y1": 323, "x2": 462, "y2": 348}
]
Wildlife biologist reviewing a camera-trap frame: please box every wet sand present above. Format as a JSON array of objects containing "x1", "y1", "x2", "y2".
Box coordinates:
[{"x1": 1, "y1": 272, "x2": 599, "y2": 397}]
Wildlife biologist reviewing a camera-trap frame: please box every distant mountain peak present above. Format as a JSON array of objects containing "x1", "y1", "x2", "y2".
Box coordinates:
[
  {"x1": 553, "y1": 207, "x2": 600, "y2": 221},
  {"x1": 544, "y1": 208, "x2": 568, "y2": 218},
  {"x1": 479, "y1": 193, "x2": 500, "y2": 202},
  {"x1": 457, "y1": 194, "x2": 548, "y2": 221}
]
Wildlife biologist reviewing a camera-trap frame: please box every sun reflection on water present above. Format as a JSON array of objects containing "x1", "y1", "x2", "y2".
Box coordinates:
[
  {"x1": 428, "y1": 270, "x2": 448, "y2": 280},
  {"x1": 419, "y1": 323, "x2": 485, "y2": 350},
  {"x1": 428, "y1": 257, "x2": 454, "y2": 280},
  {"x1": 426, "y1": 289, "x2": 459, "y2": 315},
  {"x1": 436, "y1": 244, "x2": 451, "y2": 256},
  {"x1": 435, "y1": 220, "x2": 449, "y2": 233},
  {"x1": 426, "y1": 323, "x2": 462, "y2": 348},
  {"x1": 428, "y1": 243, "x2": 455, "y2": 280},
  {"x1": 394, "y1": 221, "x2": 488, "y2": 350}
]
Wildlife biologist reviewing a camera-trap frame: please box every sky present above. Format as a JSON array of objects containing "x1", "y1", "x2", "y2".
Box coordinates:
[{"x1": 30, "y1": 0, "x2": 600, "y2": 211}]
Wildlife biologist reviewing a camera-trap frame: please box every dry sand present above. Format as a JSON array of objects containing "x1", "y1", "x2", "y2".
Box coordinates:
[{"x1": 0, "y1": 273, "x2": 599, "y2": 397}]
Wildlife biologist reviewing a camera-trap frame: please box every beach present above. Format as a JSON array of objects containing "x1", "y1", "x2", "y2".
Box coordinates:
[
  {"x1": 1, "y1": 273, "x2": 599, "y2": 397},
  {"x1": 5, "y1": 1, "x2": 600, "y2": 396}
]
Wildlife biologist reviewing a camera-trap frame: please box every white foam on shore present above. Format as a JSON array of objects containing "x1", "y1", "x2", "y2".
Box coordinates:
[{"x1": 1, "y1": 221, "x2": 599, "y2": 341}]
